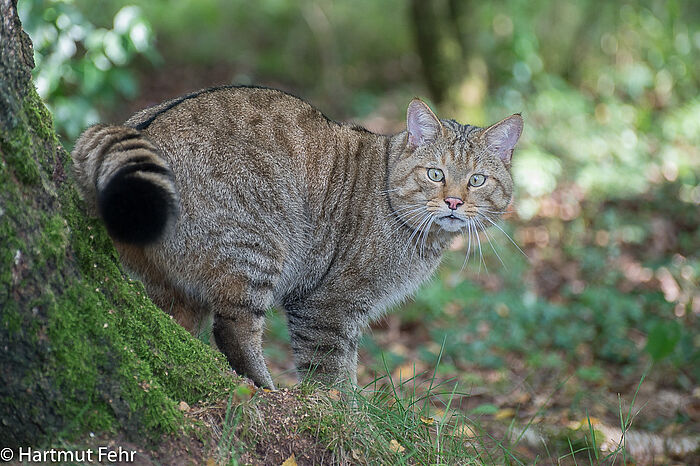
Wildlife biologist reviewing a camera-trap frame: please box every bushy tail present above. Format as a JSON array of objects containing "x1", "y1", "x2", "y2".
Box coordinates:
[{"x1": 71, "y1": 125, "x2": 179, "y2": 245}]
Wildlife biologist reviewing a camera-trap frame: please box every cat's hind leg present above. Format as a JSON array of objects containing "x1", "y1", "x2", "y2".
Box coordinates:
[
  {"x1": 206, "y1": 266, "x2": 277, "y2": 389},
  {"x1": 115, "y1": 242, "x2": 209, "y2": 334},
  {"x1": 213, "y1": 311, "x2": 273, "y2": 388}
]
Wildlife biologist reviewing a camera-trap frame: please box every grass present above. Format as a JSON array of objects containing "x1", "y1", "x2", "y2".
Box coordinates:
[{"x1": 213, "y1": 350, "x2": 654, "y2": 465}]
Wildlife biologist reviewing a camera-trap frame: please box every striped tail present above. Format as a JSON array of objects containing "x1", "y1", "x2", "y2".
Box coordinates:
[{"x1": 71, "y1": 124, "x2": 179, "y2": 245}]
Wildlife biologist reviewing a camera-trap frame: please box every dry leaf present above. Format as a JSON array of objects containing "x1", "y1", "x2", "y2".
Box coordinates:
[
  {"x1": 392, "y1": 363, "x2": 417, "y2": 380},
  {"x1": 205, "y1": 457, "x2": 217, "y2": 466},
  {"x1": 494, "y1": 408, "x2": 515, "y2": 420},
  {"x1": 568, "y1": 416, "x2": 601, "y2": 430},
  {"x1": 389, "y1": 439, "x2": 405, "y2": 453},
  {"x1": 420, "y1": 416, "x2": 435, "y2": 426},
  {"x1": 328, "y1": 389, "x2": 341, "y2": 401},
  {"x1": 177, "y1": 401, "x2": 190, "y2": 412},
  {"x1": 513, "y1": 392, "x2": 531, "y2": 404},
  {"x1": 454, "y1": 424, "x2": 477, "y2": 438},
  {"x1": 280, "y1": 453, "x2": 297, "y2": 466}
]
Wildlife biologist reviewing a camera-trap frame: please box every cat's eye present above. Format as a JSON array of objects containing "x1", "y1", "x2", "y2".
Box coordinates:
[
  {"x1": 427, "y1": 168, "x2": 444, "y2": 182},
  {"x1": 469, "y1": 174, "x2": 486, "y2": 187}
]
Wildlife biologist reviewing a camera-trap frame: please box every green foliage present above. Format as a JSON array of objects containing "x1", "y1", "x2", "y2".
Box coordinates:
[
  {"x1": 645, "y1": 320, "x2": 682, "y2": 361},
  {"x1": 19, "y1": 0, "x2": 157, "y2": 144}
]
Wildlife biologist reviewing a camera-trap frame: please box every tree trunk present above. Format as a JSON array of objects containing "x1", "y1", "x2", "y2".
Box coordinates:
[
  {"x1": 410, "y1": 0, "x2": 479, "y2": 106},
  {"x1": 0, "y1": 0, "x2": 235, "y2": 448}
]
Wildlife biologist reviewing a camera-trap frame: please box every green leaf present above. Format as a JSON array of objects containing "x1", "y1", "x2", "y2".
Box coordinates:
[
  {"x1": 469, "y1": 403, "x2": 499, "y2": 416},
  {"x1": 645, "y1": 321, "x2": 681, "y2": 361}
]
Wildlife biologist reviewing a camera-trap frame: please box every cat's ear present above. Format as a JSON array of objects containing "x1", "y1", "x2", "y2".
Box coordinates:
[
  {"x1": 406, "y1": 98, "x2": 443, "y2": 149},
  {"x1": 481, "y1": 114, "x2": 523, "y2": 164}
]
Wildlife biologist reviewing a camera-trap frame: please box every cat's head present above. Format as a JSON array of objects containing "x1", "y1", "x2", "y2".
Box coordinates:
[{"x1": 388, "y1": 98, "x2": 522, "y2": 235}]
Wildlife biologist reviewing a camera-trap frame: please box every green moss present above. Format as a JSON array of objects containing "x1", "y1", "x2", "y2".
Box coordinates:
[
  {"x1": 0, "y1": 88, "x2": 60, "y2": 186},
  {"x1": 1, "y1": 125, "x2": 40, "y2": 185},
  {"x1": 0, "y1": 231, "x2": 18, "y2": 297},
  {"x1": 0, "y1": 182, "x2": 23, "y2": 300},
  {"x1": 37, "y1": 179, "x2": 239, "y2": 442},
  {"x1": 1, "y1": 301, "x2": 23, "y2": 335},
  {"x1": 23, "y1": 92, "x2": 57, "y2": 143},
  {"x1": 37, "y1": 214, "x2": 69, "y2": 268}
]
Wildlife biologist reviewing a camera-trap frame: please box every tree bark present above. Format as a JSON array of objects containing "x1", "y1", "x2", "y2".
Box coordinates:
[
  {"x1": 410, "y1": 0, "x2": 447, "y2": 104},
  {"x1": 0, "y1": 0, "x2": 235, "y2": 447},
  {"x1": 410, "y1": 0, "x2": 478, "y2": 106}
]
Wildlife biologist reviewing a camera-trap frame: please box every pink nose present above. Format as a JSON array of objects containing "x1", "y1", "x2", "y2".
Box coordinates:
[{"x1": 445, "y1": 197, "x2": 463, "y2": 210}]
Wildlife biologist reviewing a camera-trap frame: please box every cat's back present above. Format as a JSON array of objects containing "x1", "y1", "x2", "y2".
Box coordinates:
[
  {"x1": 124, "y1": 86, "x2": 346, "y2": 200},
  {"x1": 125, "y1": 85, "x2": 334, "y2": 156}
]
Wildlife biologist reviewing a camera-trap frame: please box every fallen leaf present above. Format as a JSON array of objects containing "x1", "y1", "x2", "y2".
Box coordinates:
[
  {"x1": 454, "y1": 424, "x2": 477, "y2": 438},
  {"x1": 389, "y1": 439, "x2": 405, "y2": 453},
  {"x1": 513, "y1": 392, "x2": 531, "y2": 404},
  {"x1": 328, "y1": 389, "x2": 341, "y2": 401},
  {"x1": 280, "y1": 453, "x2": 297, "y2": 466},
  {"x1": 177, "y1": 401, "x2": 190, "y2": 412},
  {"x1": 234, "y1": 384, "x2": 256, "y2": 400},
  {"x1": 392, "y1": 363, "x2": 418, "y2": 380},
  {"x1": 494, "y1": 408, "x2": 516, "y2": 420},
  {"x1": 420, "y1": 416, "x2": 435, "y2": 426},
  {"x1": 205, "y1": 457, "x2": 216, "y2": 466},
  {"x1": 568, "y1": 416, "x2": 601, "y2": 430}
]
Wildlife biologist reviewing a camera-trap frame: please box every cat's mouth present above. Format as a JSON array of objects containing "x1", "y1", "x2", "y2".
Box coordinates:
[{"x1": 437, "y1": 214, "x2": 466, "y2": 231}]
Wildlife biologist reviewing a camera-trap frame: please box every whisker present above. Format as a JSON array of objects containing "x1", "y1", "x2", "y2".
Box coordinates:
[
  {"x1": 475, "y1": 224, "x2": 487, "y2": 274},
  {"x1": 476, "y1": 208, "x2": 509, "y2": 216},
  {"x1": 407, "y1": 212, "x2": 432, "y2": 261},
  {"x1": 386, "y1": 203, "x2": 425, "y2": 217},
  {"x1": 481, "y1": 216, "x2": 529, "y2": 260},
  {"x1": 387, "y1": 207, "x2": 425, "y2": 225},
  {"x1": 386, "y1": 205, "x2": 425, "y2": 228},
  {"x1": 476, "y1": 217, "x2": 507, "y2": 270},
  {"x1": 419, "y1": 216, "x2": 435, "y2": 259},
  {"x1": 405, "y1": 212, "x2": 429, "y2": 246},
  {"x1": 460, "y1": 219, "x2": 474, "y2": 272},
  {"x1": 388, "y1": 207, "x2": 427, "y2": 234}
]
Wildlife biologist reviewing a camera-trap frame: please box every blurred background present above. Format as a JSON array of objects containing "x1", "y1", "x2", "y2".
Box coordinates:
[{"x1": 20, "y1": 0, "x2": 699, "y2": 460}]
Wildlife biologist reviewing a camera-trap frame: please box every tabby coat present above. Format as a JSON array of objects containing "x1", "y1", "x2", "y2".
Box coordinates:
[{"x1": 71, "y1": 86, "x2": 522, "y2": 388}]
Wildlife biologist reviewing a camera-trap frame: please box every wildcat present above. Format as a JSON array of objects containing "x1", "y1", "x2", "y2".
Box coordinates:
[{"x1": 71, "y1": 85, "x2": 522, "y2": 389}]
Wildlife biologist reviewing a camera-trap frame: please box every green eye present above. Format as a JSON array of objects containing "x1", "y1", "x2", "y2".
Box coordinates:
[
  {"x1": 427, "y1": 168, "x2": 444, "y2": 182},
  {"x1": 469, "y1": 174, "x2": 486, "y2": 187}
]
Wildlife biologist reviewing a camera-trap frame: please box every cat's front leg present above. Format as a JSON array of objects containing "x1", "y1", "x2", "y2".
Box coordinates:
[{"x1": 285, "y1": 303, "x2": 363, "y2": 386}]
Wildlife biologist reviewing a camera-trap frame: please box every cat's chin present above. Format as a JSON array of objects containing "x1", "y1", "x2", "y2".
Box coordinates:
[{"x1": 436, "y1": 215, "x2": 466, "y2": 232}]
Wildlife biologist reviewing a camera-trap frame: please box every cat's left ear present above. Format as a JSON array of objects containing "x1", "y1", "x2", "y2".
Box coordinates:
[
  {"x1": 481, "y1": 114, "x2": 523, "y2": 164},
  {"x1": 407, "y1": 98, "x2": 443, "y2": 149}
]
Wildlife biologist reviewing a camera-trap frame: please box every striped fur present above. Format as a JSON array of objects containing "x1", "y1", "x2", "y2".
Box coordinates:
[
  {"x1": 72, "y1": 125, "x2": 179, "y2": 244},
  {"x1": 71, "y1": 86, "x2": 522, "y2": 389}
]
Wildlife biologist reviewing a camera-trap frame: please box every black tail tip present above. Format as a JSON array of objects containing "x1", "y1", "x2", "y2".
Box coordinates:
[{"x1": 98, "y1": 174, "x2": 177, "y2": 245}]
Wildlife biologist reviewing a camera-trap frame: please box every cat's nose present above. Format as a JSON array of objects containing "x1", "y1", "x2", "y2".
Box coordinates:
[{"x1": 444, "y1": 197, "x2": 464, "y2": 210}]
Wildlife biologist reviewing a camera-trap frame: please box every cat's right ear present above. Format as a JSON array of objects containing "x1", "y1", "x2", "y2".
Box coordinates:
[{"x1": 407, "y1": 98, "x2": 443, "y2": 150}]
